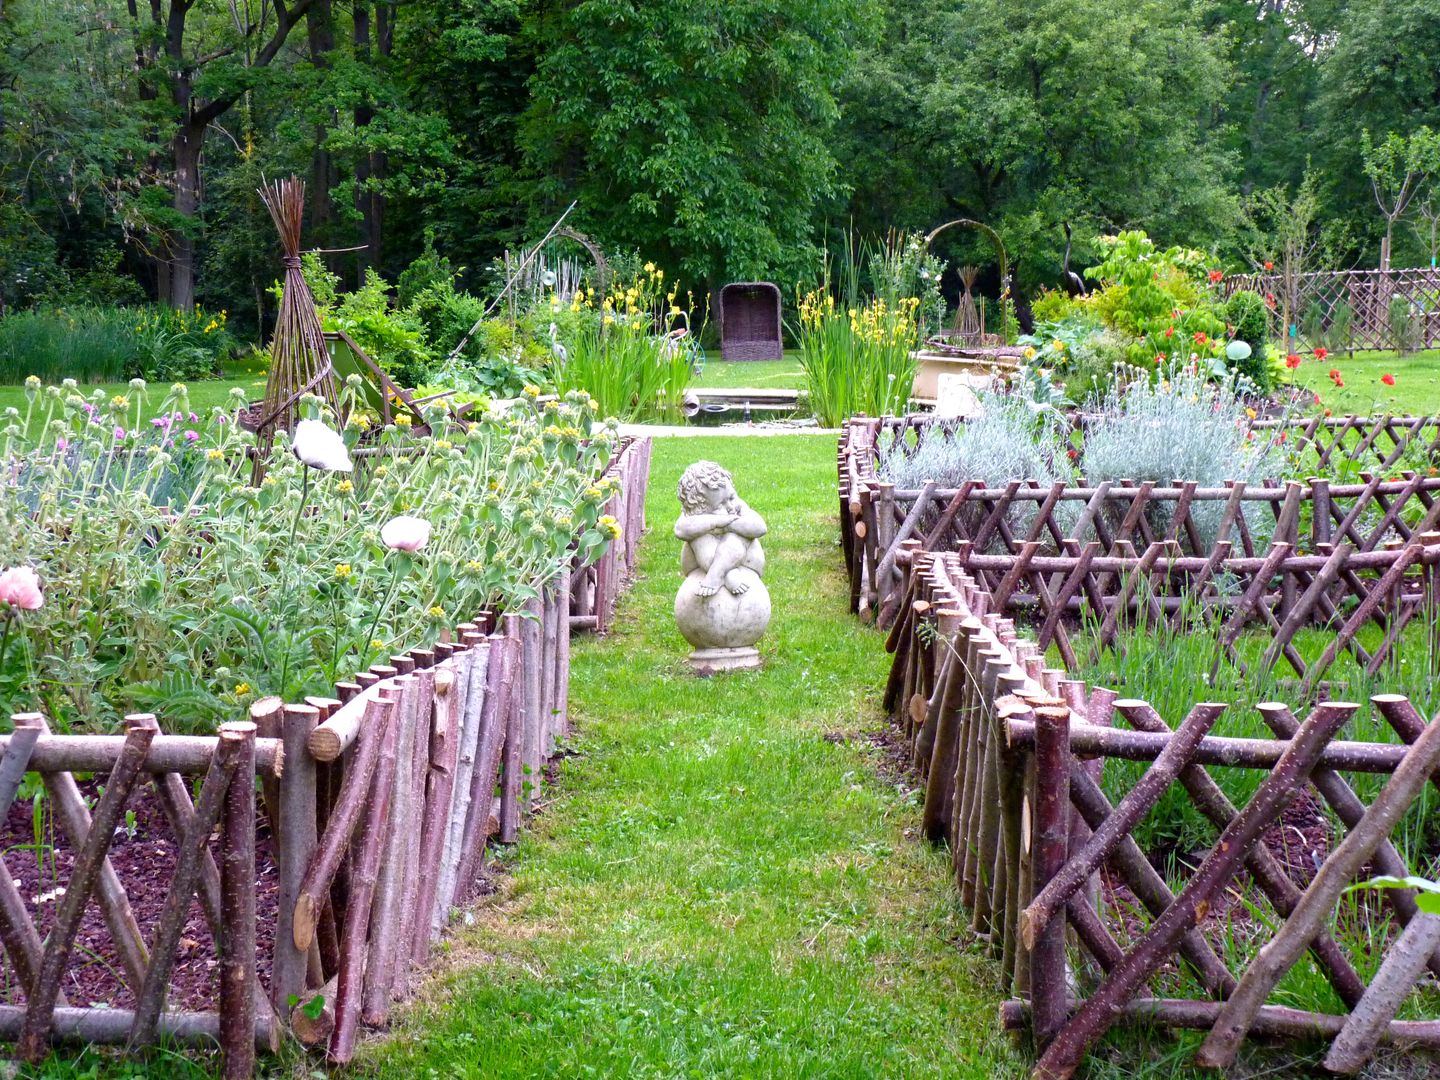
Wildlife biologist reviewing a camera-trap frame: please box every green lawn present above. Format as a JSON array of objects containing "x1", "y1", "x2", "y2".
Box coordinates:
[
  {"x1": 357, "y1": 434, "x2": 1020, "y2": 1079},
  {"x1": 695, "y1": 352, "x2": 805, "y2": 390},
  {"x1": 1284, "y1": 347, "x2": 1440, "y2": 415}
]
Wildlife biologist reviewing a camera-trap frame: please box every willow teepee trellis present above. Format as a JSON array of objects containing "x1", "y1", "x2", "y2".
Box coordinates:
[
  {"x1": 252, "y1": 176, "x2": 342, "y2": 443},
  {"x1": 955, "y1": 266, "x2": 982, "y2": 342}
]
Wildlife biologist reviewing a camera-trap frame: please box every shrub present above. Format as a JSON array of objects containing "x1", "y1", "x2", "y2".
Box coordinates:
[
  {"x1": 1390, "y1": 294, "x2": 1419, "y2": 353},
  {"x1": 1080, "y1": 363, "x2": 1284, "y2": 542},
  {"x1": 1030, "y1": 288, "x2": 1087, "y2": 324}
]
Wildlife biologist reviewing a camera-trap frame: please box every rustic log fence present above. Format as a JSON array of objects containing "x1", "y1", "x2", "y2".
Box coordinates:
[
  {"x1": 885, "y1": 548, "x2": 1440, "y2": 1078},
  {"x1": 0, "y1": 437, "x2": 652, "y2": 1075},
  {"x1": 1222, "y1": 266, "x2": 1440, "y2": 353},
  {"x1": 841, "y1": 415, "x2": 1440, "y2": 631}
]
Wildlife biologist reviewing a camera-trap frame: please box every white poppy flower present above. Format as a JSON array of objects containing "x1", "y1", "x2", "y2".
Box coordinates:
[
  {"x1": 291, "y1": 419, "x2": 353, "y2": 473},
  {"x1": 381, "y1": 515, "x2": 432, "y2": 552}
]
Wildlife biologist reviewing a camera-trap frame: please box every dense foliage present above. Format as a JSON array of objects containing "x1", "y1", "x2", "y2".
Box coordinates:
[
  {"x1": 0, "y1": 378, "x2": 621, "y2": 730},
  {"x1": 5, "y1": 0, "x2": 1440, "y2": 334}
]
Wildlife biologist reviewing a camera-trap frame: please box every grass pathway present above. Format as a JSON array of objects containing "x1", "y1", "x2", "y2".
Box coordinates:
[{"x1": 358, "y1": 434, "x2": 1019, "y2": 1078}]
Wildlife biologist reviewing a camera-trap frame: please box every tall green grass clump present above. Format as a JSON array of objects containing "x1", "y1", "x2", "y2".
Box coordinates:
[
  {"x1": 0, "y1": 305, "x2": 236, "y2": 385},
  {"x1": 793, "y1": 231, "x2": 943, "y2": 427},
  {"x1": 0, "y1": 307, "x2": 137, "y2": 383},
  {"x1": 549, "y1": 265, "x2": 696, "y2": 422}
]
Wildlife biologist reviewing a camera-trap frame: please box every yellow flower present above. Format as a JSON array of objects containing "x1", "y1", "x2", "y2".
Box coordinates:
[
  {"x1": 206, "y1": 448, "x2": 225, "y2": 461},
  {"x1": 428, "y1": 605, "x2": 445, "y2": 619},
  {"x1": 669, "y1": 306, "x2": 682, "y2": 317},
  {"x1": 1051, "y1": 339, "x2": 1065, "y2": 352},
  {"x1": 1023, "y1": 347, "x2": 1037, "y2": 359},
  {"x1": 598, "y1": 514, "x2": 622, "y2": 541},
  {"x1": 233, "y1": 683, "x2": 252, "y2": 697},
  {"x1": 371, "y1": 638, "x2": 385, "y2": 649},
  {"x1": 523, "y1": 385, "x2": 541, "y2": 399},
  {"x1": 334, "y1": 563, "x2": 354, "y2": 580},
  {"x1": 394, "y1": 413, "x2": 412, "y2": 427},
  {"x1": 1246, "y1": 407, "x2": 1258, "y2": 419},
  {"x1": 336, "y1": 479, "x2": 353, "y2": 494},
  {"x1": 644, "y1": 261, "x2": 656, "y2": 273}
]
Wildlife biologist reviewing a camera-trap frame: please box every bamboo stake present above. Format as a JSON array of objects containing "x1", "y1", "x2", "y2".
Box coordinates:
[{"x1": 1196, "y1": 706, "x2": 1440, "y2": 1069}]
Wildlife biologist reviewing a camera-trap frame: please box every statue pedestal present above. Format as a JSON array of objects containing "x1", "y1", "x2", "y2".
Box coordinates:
[{"x1": 685, "y1": 646, "x2": 762, "y2": 675}]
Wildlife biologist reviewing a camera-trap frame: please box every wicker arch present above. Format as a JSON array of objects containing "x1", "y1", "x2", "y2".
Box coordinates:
[
  {"x1": 923, "y1": 218, "x2": 1009, "y2": 295},
  {"x1": 552, "y1": 226, "x2": 610, "y2": 297}
]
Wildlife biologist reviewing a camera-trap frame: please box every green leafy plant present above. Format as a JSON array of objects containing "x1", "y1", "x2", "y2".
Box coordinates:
[{"x1": 0, "y1": 377, "x2": 624, "y2": 731}]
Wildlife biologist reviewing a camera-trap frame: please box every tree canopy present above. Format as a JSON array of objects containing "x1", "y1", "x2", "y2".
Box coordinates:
[{"x1": 2, "y1": 0, "x2": 1438, "y2": 325}]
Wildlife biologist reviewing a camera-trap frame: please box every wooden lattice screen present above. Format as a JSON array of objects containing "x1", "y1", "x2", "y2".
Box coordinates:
[{"x1": 1223, "y1": 267, "x2": 1440, "y2": 353}]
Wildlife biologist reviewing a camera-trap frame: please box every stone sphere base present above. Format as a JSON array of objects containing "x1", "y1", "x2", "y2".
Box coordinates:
[
  {"x1": 673, "y1": 567, "x2": 770, "y2": 674},
  {"x1": 685, "y1": 646, "x2": 762, "y2": 675}
]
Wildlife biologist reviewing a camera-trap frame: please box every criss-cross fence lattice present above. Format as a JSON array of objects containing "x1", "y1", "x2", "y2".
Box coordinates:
[
  {"x1": 841, "y1": 416, "x2": 1440, "y2": 635},
  {"x1": 1222, "y1": 267, "x2": 1440, "y2": 353},
  {"x1": 885, "y1": 550, "x2": 1440, "y2": 1079}
]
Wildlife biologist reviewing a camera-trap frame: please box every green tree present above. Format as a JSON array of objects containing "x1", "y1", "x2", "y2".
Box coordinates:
[
  {"x1": 519, "y1": 0, "x2": 873, "y2": 289},
  {"x1": 837, "y1": 0, "x2": 1237, "y2": 293},
  {"x1": 1360, "y1": 128, "x2": 1440, "y2": 270}
]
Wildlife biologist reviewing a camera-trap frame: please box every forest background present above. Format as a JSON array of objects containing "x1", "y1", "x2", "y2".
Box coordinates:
[{"x1": 3, "y1": 0, "x2": 1438, "y2": 335}]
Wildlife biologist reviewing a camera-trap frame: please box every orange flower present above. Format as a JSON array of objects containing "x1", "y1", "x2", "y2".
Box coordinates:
[{"x1": 1381, "y1": 373, "x2": 1396, "y2": 386}]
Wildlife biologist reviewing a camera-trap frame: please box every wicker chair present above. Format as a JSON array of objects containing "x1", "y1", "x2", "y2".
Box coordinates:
[{"x1": 718, "y1": 282, "x2": 784, "y2": 361}]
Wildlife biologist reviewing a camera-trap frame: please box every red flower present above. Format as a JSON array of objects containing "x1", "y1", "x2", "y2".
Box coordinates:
[
  {"x1": 1164, "y1": 326, "x2": 1174, "y2": 338},
  {"x1": 1264, "y1": 261, "x2": 1274, "y2": 271},
  {"x1": 1067, "y1": 448, "x2": 1079, "y2": 461},
  {"x1": 1334, "y1": 378, "x2": 1345, "y2": 388},
  {"x1": 1324, "y1": 409, "x2": 1333, "y2": 417},
  {"x1": 1265, "y1": 294, "x2": 1276, "y2": 308},
  {"x1": 1313, "y1": 393, "x2": 1322, "y2": 405},
  {"x1": 1328, "y1": 369, "x2": 1341, "y2": 381},
  {"x1": 1285, "y1": 353, "x2": 1302, "y2": 369},
  {"x1": 1314, "y1": 347, "x2": 1328, "y2": 361},
  {"x1": 1278, "y1": 431, "x2": 1288, "y2": 443},
  {"x1": 1382, "y1": 373, "x2": 1396, "y2": 386},
  {"x1": 1246, "y1": 431, "x2": 1255, "y2": 441},
  {"x1": 1194, "y1": 332, "x2": 1208, "y2": 345},
  {"x1": 1208, "y1": 270, "x2": 1224, "y2": 283}
]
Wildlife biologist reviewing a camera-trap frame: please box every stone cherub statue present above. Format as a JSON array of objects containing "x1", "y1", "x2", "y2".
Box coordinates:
[{"x1": 673, "y1": 461, "x2": 771, "y2": 673}]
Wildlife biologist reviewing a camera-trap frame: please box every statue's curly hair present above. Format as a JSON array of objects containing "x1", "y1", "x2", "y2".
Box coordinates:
[{"x1": 677, "y1": 460, "x2": 733, "y2": 514}]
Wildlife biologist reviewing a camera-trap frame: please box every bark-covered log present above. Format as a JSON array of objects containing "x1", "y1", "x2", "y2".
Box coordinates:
[
  {"x1": 331, "y1": 685, "x2": 400, "y2": 1063},
  {"x1": 273, "y1": 703, "x2": 320, "y2": 1012},
  {"x1": 218, "y1": 723, "x2": 257, "y2": 1080}
]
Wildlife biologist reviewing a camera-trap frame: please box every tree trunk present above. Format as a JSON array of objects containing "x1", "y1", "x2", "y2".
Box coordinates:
[
  {"x1": 168, "y1": 123, "x2": 203, "y2": 310},
  {"x1": 308, "y1": 0, "x2": 336, "y2": 249}
]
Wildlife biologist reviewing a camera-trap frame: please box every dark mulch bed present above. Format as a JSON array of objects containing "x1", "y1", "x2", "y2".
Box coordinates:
[{"x1": 0, "y1": 780, "x2": 278, "y2": 1011}]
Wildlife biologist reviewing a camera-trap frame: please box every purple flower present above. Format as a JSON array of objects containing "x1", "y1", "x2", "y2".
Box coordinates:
[
  {"x1": 184, "y1": 430, "x2": 199, "y2": 443},
  {"x1": 114, "y1": 427, "x2": 126, "y2": 441},
  {"x1": 151, "y1": 418, "x2": 166, "y2": 428},
  {"x1": 56, "y1": 438, "x2": 68, "y2": 452},
  {"x1": 188, "y1": 412, "x2": 199, "y2": 423}
]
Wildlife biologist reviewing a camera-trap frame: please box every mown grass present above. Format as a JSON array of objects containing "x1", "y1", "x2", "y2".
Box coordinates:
[
  {"x1": 0, "y1": 356, "x2": 269, "y2": 428},
  {"x1": 694, "y1": 354, "x2": 805, "y2": 390},
  {"x1": 1284, "y1": 347, "x2": 1440, "y2": 415},
  {"x1": 354, "y1": 434, "x2": 1021, "y2": 1079}
]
